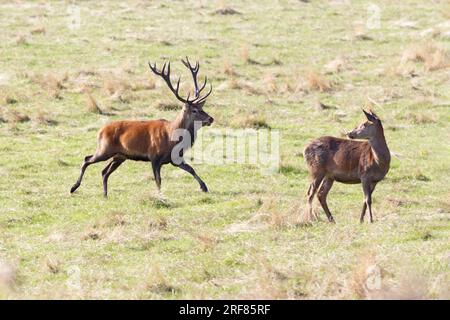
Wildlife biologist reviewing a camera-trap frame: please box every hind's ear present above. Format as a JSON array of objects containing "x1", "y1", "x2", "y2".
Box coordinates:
[
  {"x1": 362, "y1": 108, "x2": 378, "y2": 122},
  {"x1": 369, "y1": 109, "x2": 380, "y2": 121}
]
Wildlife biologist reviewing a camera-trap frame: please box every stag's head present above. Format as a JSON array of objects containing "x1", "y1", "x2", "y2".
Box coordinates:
[
  {"x1": 149, "y1": 57, "x2": 214, "y2": 127},
  {"x1": 347, "y1": 109, "x2": 382, "y2": 140}
]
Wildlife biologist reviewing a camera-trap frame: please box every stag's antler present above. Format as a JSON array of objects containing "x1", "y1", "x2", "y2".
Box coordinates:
[
  {"x1": 149, "y1": 59, "x2": 212, "y2": 105},
  {"x1": 181, "y1": 57, "x2": 212, "y2": 104}
]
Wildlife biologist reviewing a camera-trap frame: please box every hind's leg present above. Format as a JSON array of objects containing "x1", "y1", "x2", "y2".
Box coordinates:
[
  {"x1": 306, "y1": 173, "x2": 325, "y2": 219},
  {"x1": 70, "y1": 152, "x2": 112, "y2": 194},
  {"x1": 317, "y1": 177, "x2": 335, "y2": 223}
]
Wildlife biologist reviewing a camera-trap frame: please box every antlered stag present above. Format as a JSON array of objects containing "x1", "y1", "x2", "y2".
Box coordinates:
[
  {"x1": 70, "y1": 58, "x2": 213, "y2": 196},
  {"x1": 304, "y1": 109, "x2": 390, "y2": 223}
]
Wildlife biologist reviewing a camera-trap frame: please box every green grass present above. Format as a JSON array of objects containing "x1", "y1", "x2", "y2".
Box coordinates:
[{"x1": 0, "y1": 0, "x2": 449, "y2": 299}]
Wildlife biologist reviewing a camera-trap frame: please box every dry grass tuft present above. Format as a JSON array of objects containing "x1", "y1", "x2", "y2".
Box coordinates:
[
  {"x1": 34, "y1": 110, "x2": 58, "y2": 125},
  {"x1": 0, "y1": 91, "x2": 18, "y2": 105},
  {"x1": 221, "y1": 60, "x2": 237, "y2": 76},
  {"x1": 196, "y1": 233, "x2": 218, "y2": 251},
  {"x1": 103, "y1": 73, "x2": 131, "y2": 98},
  {"x1": 130, "y1": 77, "x2": 155, "y2": 91},
  {"x1": 14, "y1": 33, "x2": 28, "y2": 45},
  {"x1": 145, "y1": 265, "x2": 177, "y2": 295},
  {"x1": 213, "y1": 6, "x2": 241, "y2": 15},
  {"x1": 6, "y1": 110, "x2": 31, "y2": 123},
  {"x1": 240, "y1": 44, "x2": 250, "y2": 64},
  {"x1": 401, "y1": 43, "x2": 450, "y2": 71},
  {"x1": 233, "y1": 113, "x2": 270, "y2": 129},
  {"x1": 350, "y1": 252, "x2": 382, "y2": 299},
  {"x1": 155, "y1": 100, "x2": 180, "y2": 111},
  {"x1": 306, "y1": 70, "x2": 332, "y2": 92},
  {"x1": 30, "y1": 26, "x2": 46, "y2": 35},
  {"x1": 353, "y1": 25, "x2": 373, "y2": 41},
  {"x1": 251, "y1": 196, "x2": 296, "y2": 229},
  {"x1": 263, "y1": 73, "x2": 277, "y2": 93},
  {"x1": 324, "y1": 57, "x2": 345, "y2": 74},
  {"x1": 32, "y1": 72, "x2": 67, "y2": 99},
  {"x1": 148, "y1": 216, "x2": 168, "y2": 231},
  {"x1": 401, "y1": 112, "x2": 436, "y2": 124},
  {"x1": 82, "y1": 229, "x2": 102, "y2": 241},
  {"x1": 84, "y1": 91, "x2": 103, "y2": 114},
  {"x1": 241, "y1": 258, "x2": 292, "y2": 299},
  {"x1": 45, "y1": 256, "x2": 61, "y2": 274}
]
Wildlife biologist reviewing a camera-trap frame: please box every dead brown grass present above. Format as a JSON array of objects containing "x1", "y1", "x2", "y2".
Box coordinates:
[
  {"x1": 30, "y1": 26, "x2": 46, "y2": 35},
  {"x1": 32, "y1": 72, "x2": 68, "y2": 99},
  {"x1": 306, "y1": 70, "x2": 332, "y2": 92},
  {"x1": 34, "y1": 110, "x2": 57, "y2": 125},
  {"x1": 263, "y1": 73, "x2": 277, "y2": 93},
  {"x1": 145, "y1": 265, "x2": 177, "y2": 295},
  {"x1": 221, "y1": 60, "x2": 237, "y2": 76},
  {"x1": 401, "y1": 43, "x2": 450, "y2": 71},
  {"x1": 196, "y1": 233, "x2": 218, "y2": 251},
  {"x1": 401, "y1": 112, "x2": 436, "y2": 124},
  {"x1": 240, "y1": 44, "x2": 250, "y2": 64},
  {"x1": 14, "y1": 33, "x2": 28, "y2": 45},
  {"x1": 250, "y1": 196, "x2": 299, "y2": 230},
  {"x1": 232, "y1": 113, "x2": 270, "y2": 129},
  {"x1": 84, "y1": 91, "x2": 103, "y2": 114},
  {"x1": 103, "y1": 73, "x2": 131, "y2": 98},
  {"x1": 324, "y1": 57, "x2": 345, "y2": 74},
  {"x1": 6, "y1": 110, "x2": 30, "y2": 123},
  {"x1": 45, "y1": 256, "x2": 61, "y2": 274},
  {"x1": 213, "y1": 7, "x2": 241, "y2": 15},
  {"x1": 350, "y1": 251, "x2": 380, "y2": 299},
  {"x1": 155, "y1": 100, "x2": 180, "y2": 111},
  {"x1": 130, "y1": 77, "x2": 155, "y2": 91}
]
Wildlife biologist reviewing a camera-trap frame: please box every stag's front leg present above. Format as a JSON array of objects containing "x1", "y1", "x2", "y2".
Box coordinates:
[
  {"x1": 174, "y1": 162, "x2": 208, "y2": 192},
  {"x1": 151, "y1": 160, "x2": 162, "y2": 191}
]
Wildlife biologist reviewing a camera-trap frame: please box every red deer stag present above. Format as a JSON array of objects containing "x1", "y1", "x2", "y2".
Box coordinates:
[
  {"x1": 70, "y1": 58, "x2": 213, "y2": 196},
  {"x1": 304, "y1": 109, "x2": 390, "y2": 223}
]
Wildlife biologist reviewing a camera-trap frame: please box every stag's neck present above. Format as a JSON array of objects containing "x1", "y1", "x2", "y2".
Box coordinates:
[
  {"x1": 169, "y1": 109, "x2": 198, "y2": 144},
  {"x1": 369, "y1": 128, "x2": 390, "y2": 167}
]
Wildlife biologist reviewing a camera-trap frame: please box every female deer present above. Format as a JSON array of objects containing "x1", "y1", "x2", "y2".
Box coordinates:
[
  {"x1": 304, "y1": 109, "x2": 390, "y2": 223},
  {"x1": 70, "y1": 58, "x2": 213, "y2": 196}
]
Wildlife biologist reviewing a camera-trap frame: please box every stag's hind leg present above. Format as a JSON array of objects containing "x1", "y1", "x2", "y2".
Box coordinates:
[
  {"x1": 102, "y1": 156, "x2": 125, "y2": 197},
  {"x1": 306, "y1": 172, "x2": 325, "y2": 219},
  {"x1": 317, "y1": 177, "x2": 335, "y2": 223},
  {"x1": 70, "y1": 152, "x2": 112, "y2": 194}
]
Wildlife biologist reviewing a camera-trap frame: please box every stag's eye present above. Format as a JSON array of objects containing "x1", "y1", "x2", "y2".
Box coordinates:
[{"x1": 192, "y1": 109, "x2": 198, "y2": 114}]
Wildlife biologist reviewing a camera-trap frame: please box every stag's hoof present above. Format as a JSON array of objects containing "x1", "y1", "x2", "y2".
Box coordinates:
[
  {"x1": 200, "y1": 183, "x2": 208, "y2": 192},
  {"x1": 70, "y1": 184, "x2": 79, "y2": 194}
]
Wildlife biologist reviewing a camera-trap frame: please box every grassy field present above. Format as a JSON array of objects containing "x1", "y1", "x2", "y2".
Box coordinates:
[{"x1": 0, "y1": 0, "x2": 449, "y2": 299}]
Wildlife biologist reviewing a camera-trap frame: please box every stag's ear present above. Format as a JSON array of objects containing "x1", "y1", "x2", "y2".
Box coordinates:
[
  {"x1": 195, "y1": 101, "x2": 206, "y2": 108},
  {"x1": 362, "y1": 108, "x2": 378, "y2": 122}
]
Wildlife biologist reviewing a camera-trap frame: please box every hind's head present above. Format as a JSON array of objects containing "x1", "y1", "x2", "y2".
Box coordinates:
[{"x1": 347, "y1": 109, "x2": 382, "y2": 140}]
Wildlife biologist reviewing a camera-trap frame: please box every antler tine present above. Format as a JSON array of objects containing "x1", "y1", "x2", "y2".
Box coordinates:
[
  {"x1": 197, "y1": 76, "x2": 207, "y2": 94},
  {"x1": 194, "y1": 83, "x2": 212, "y2": 104},
  {"x1": 148, "y1": 60, "x2": 189, "y2": 104},
  {"x1": 182, "y1": 56, "x2": 202, "y2": 98}
]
